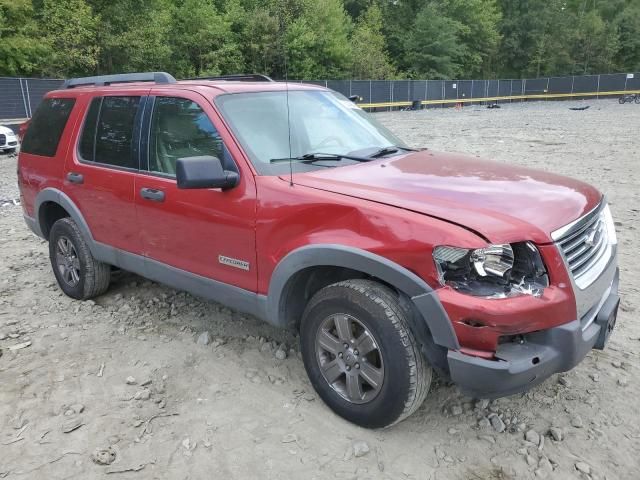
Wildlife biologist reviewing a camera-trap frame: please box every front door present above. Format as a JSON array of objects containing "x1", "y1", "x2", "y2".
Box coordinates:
[{"x1": 134, "y1": 90, "x2": 257, "y2": 291}]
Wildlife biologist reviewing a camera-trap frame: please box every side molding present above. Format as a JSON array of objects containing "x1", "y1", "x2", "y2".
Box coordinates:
[{"x1": 266, "y1": 244, "x2": 460, "y2": 350}]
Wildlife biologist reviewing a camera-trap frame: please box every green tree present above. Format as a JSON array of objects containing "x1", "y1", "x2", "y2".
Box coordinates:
[
  {"x1": 613, "y1": 3, "x2": 640, "y2": 71},
  {"x1": 0, "y1": 0, "x2": 49, "y2": 76},
  {"x1": 40, "y1": 0, "x2": 99, "y2": 77},
  {"x1": 349, "y1": 4, "x2": 396, "y2": 79},
  {"x1": 404, "y1": 3, "x2": 465, "y2": 78},
  {"x1": 285, "y1": 0, "x2": 352, "y2": 79}
]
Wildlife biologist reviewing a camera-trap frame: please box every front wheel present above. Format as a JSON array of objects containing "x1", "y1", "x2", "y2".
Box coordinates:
[
  {"x1": 300, "y1": 280, "x2": 432, "y2": 428},
  {"x1": 49, "y1": 217, "x2": 111, "y2": 300},
  {"x1": 619, "y1": 96, "x2": 626, "y2": 104},
  {"x1": 635, "y1": 95, "x2": 640, "y2": 104}
]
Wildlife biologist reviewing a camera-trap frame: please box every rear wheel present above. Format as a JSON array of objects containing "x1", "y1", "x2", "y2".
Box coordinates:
[
  {"x1": 635, "y1": 95, "x2": 640, "y2": 104},
  {"x1": 49, "y1": 217, "x2": 111, "y2": 300},
  {"x1": 300, "y1": 279, "x2": 432, "y2": 428}
]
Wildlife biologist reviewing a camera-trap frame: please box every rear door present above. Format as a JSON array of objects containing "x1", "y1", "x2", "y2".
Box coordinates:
[
  {"x1": 134, "y1": 89, "x2": 257, "y2": 291},
  {"x1": 63, "y1": 91, "x2": 148, "y2": 254}
]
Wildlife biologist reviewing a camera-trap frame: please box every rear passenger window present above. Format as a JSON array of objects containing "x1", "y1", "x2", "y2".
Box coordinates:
[
  {"x1": 21, "y1": 98, "x2": 75, "y2": 157},
  {"x1": 79, "y1": 96, "x2": 141, "y2": 169}
]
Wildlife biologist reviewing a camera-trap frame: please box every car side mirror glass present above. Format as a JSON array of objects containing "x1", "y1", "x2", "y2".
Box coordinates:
[{"x1": 176, "y1": 156, "x2": 239, "y2": 190}]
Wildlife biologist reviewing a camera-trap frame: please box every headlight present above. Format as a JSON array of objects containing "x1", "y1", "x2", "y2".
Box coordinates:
[{"x1": 433, "y1": 242, "x2": 548, "y2": 298}]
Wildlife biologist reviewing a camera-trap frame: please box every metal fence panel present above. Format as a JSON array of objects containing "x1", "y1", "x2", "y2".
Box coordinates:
[
  {"x1": 0, "y1": 78, "x2": 29, "y2": 119},
  {"x1": 548, "y1": 76, "x2": 573, "y2": 94}
]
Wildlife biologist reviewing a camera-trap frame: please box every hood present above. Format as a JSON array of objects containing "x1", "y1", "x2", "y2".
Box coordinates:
[
  {"x1": 0, "y1": 125, "x2": 15, "y2": 135},
  {"x1": 291, "y1": 151, "x2": 602, "y2": 244}
]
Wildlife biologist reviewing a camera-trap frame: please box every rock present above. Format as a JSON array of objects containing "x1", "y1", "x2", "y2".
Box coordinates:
[
  {"x1": 275, "y1": 348, "x2": 287, "y2": 360},
  {"x1": 478, "y1": 417, "x2": 491, "y2": 429},
  {"x1": 478, "y1": 435, "x2": 495, "y2": 444},
  {"x1": 62, "y1": 418, "x2": 84, "y2": 433},
  {"x1": 92, "y1": 447, "x2": 116, "y2": 465},
  {"x1": 589, "y1": 373, "x2": 599, "y2": 382},
  {"x1": 575, "y1": 462, "x2": 591, "y2": 474},
  {"x1": 448, "y1": 427, "x2": 459, "y2": 435},
  {"x1": 281, "y1": 433, "x2": 298, "y2": 443},
  {"x1": 571, "y1": 416, "x2": 584, "y2": 428},
  {"x1": 134, "y1": 389, "x2": 151, "y2": 401},
  {"x1": 526, "y1": 454, "x2": 537, "y2": 466},
  {"x1": 126, "y1": 376, "x2": 137, "y2": 385},
  {"x1": 140, "y1": 378, "x2": 152, "y2": 387},
  {"x1": 450, "y1": 405, "x2": 463, "y2": 416},
  {"x1": 196, "y1": 331, "x2": 212, "y2": 345},
  {"x1": 352, "y1": 440, "x2": 370, "y2": 458},
  {"x1": 612, "y1": 360, "x2": 622, "y2": 368},
  {"x1": 618, "y1": 378, "x2": 628, "y2": 387},
  {"x1": 557, "y1": 376, "x2": 571, "y2": 387},
  {"x1": 538, "y1": 457, "x2": 552, "y2": 473},
  {"x1": 549, "y1": 427, "x2": 564, "y2": 442},
  {"x1": 489, "y1": 414, "x2": 506, "y2": 433},
  {"x1": 69, "y1": 404, "x2": 85, "y2": 414},
  {"x1": 525, "y1": 430, "x2": 540, "y2": 445},
  {"x1": 476, "y1": 399, "x2": 490, "y2": 409}
]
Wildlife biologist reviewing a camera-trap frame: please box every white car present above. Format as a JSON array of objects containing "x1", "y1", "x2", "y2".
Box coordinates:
[{"x1": 0, "y1": 125, "x2": 19, "y2": 153}]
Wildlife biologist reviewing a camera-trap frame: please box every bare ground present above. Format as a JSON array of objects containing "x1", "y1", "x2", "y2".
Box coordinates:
[{"x1": 1, "y1": 99, "x2": 639, "y2": 480}]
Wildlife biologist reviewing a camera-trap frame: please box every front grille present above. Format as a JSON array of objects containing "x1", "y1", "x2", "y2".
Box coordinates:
[
  {"x1": 554, "y1": 204, "x2": 611, "y2": 289},
  {"x1": 8, "y1": 141, "x2": 17, "y2": 146},
  {"x1": 0, "y1": 134, "x2": 5, "y2": 145}
]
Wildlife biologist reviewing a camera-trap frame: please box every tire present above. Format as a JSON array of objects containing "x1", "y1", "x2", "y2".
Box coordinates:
[
  {"x1": 49, "y1": 217, "x2": 111, "y2": 300},
  {"x1": 635, "y1": 95, "x2": 640, "y2": 104},
  {"x1": 300, "y1": 279, "x2": 432, "y2": 428},
  {"x1": 2, "y1": 148, "x2": 16, "y2": 154},
  {"x1": 619, "y1": 96, "x2": 626, "y2": 104}
]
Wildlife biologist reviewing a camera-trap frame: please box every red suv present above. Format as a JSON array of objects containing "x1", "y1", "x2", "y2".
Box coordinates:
[{"x1": 18, "y1": 72, "x2": 619, "y2": 428}]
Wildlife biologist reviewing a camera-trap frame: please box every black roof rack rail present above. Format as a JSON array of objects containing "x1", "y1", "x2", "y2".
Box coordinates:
[
  {"x1": 63, "y1": 72, "x2": 177, "y2": 89},
  {"x1": 188, "y1": 74, "x2": 275, "y2": 82}
]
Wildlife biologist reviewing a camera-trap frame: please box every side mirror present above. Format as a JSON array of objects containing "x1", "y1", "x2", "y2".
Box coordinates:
[
  {"x1": 176, "y1": 156, "x2": 239, "y2": 190},
  {"x1": 348, "y1": 95, "x2": 362, "y2": 103}
]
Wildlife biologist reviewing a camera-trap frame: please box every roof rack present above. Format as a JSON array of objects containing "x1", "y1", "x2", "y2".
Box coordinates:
[
  {"x1": 63, "y1": 72, "x2": 176, "y2": 89},
  {"x1": 189, "y1": 74, "x2": 275, "y2": 83}
]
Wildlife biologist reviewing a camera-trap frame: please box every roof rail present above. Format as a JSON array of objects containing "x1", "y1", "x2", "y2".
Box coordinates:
[
  {"x1": 189, "y1": 74, "x2": 275, "y2": 83},
  {"x1": 63, "y1": 72, "x2": 177, "y2": 89}
]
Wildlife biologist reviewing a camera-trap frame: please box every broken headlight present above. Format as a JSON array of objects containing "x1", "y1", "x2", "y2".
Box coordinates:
[{"x1": 433, "y1": 242, "x2": 548, "y2": 298}]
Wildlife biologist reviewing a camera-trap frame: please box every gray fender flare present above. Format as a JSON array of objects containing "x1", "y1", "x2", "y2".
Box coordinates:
[
  {"x1": 266, "y1": 244, "x2": 459, "y2": 350},
  {"x1": 34, "y1": 188, "x2": 97, "y2": 253}
]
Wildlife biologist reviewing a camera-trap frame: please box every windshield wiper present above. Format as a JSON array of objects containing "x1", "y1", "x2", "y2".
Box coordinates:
[
  {"x1": 270, "y1": 152, "x2": 372, "y2": 164},
  {"x1": 368, "y1": 145, "x2": 419, "y2": 158}
]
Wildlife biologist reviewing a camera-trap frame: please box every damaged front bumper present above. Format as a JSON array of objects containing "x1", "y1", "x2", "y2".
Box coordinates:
[{"x1": 447, "y1": 269, "x2": 619, "y2": 399}]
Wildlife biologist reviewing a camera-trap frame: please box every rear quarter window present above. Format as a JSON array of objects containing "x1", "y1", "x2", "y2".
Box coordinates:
[{"x1": 21, "y1": 98, "x2": 76, "y2": 157}]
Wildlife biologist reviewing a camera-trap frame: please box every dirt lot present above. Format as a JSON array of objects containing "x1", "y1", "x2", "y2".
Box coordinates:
[{"x1": 1, "y1": 99, "x2": 639, "y2": 480}]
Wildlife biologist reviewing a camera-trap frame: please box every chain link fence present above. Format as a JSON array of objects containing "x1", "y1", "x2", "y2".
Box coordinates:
[{"x1": 2, "y1": 73, "x2": 639, "y2": 120}]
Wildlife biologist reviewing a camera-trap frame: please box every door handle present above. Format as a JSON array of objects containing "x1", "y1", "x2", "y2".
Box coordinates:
[
  {"x1": 140, "y1": 187, "x2": 165, "y2": 202},
  {"x1": 67, "y1": 172, "x2": 84, "y2": 184}
]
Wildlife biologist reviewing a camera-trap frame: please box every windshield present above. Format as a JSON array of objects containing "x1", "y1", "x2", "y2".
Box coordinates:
[{"x1": 215, "y1": 90, "x2": 407, "y2": 175}]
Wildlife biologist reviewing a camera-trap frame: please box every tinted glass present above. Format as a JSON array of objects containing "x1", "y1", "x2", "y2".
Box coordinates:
[
  {"x1": 21, "y1": 98, "x2": 76, "y2": 157},
  {"x1": 94, "y1": 96, "x2": 140, "y2": 168},
  {"x1": 79, "y1": 97, "x2": 102, "y2": 161},
  {"x1": 149, "y1": 97, "x2": 224, "y2": 176}
]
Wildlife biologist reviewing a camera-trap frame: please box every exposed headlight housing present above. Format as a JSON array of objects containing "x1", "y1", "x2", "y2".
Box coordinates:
[
  {"x1": 433, "y1": 242, "x2": 548, "y2": 298},
  {"x1": 602, "y1": 204, "x2": 617, "y2": 245}
]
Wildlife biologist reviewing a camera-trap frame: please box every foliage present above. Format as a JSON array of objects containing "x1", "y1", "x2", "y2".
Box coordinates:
[{"x1": 0, "y1": 0, "x2": 639, "y2": 79}]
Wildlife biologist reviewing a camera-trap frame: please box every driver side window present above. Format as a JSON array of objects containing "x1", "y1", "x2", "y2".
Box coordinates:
[{"x1": 148, "y1": 97, "x2": 225, "y2": 176}]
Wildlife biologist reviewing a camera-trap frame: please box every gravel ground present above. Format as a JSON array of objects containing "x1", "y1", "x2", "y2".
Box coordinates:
[{"x1": 1, "y1": 99, "x2": 639, "y2": 479}]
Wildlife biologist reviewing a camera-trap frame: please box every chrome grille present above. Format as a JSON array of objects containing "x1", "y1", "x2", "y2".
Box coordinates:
[
  {"x1": 553, "y1": 204, "x2": 612, "y2": 289},
  {"x1": 0, "y1": 134, "x2": 5, "y2": 145}
]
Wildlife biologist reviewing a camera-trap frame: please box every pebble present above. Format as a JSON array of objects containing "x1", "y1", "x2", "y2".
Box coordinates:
[
  {"x1": 126, "y1": 376, "x2": 137, "y2": 385},
  {"x1": 612, "y1": 360, "x2": 622, "y2": 368},
  {"x1": 450, "y1": 405, "x2": 463, "y2": 416},
  {"x1": 275, "y1": 348, "x2": 287, "y2": 360},
  {"x1": 196, "y1": 331, "x2": 212, "y2": 345},
  {"x1": 489, "y1": 414, "x2": 506, "y2": 433},
  {"x1": 589, "y1": 373, "x2": 599, "y2": 382},
  {"x1": 281, "y1": 433, "x2": 298, "y2": 443},
  {"x1": 571, "y1": 416, "x2": 584, "y2": 428},
  {"x1": 525, "y1": 429, "x2": 540, "y2": 444},
  {"x1": 618, "y1": 378, "x2": 628, "y2": 387},
  {"x1": 134, "y1": 389, "x2": 151, "y2": 401},
  {"x1": 476, "y1": 399, "x2": 490, "y2": 409},
  {"x1": 478, "y1": 417, "x2": 491, "y2": 429},
  {"x1": 352, "y1": 440, "x2": 370, "y2": 458},
  {"x1": 575, "y1": 462, "x2": 591, "y2": 474},
  {"x1": 557, "y1": 376, "x2": 571, "y2": 387},
  {"x1": 549, "y1": 427, "x2": 564, "y2": 442},
  {"x1": 91, "y1": 447, "x2": 116, "y2": 465}
]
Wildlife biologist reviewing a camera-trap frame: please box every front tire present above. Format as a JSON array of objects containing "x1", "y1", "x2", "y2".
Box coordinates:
[
  {"x1": 49, "y1": 217, "x2": 111, "y2": 300},
  {"x1": 300, "y1": 279, "x2": 432, "y2": 428}
]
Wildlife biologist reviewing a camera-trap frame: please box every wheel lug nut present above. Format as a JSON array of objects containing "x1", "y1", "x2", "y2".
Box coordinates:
[
  {"x1": 353, "y1": 350, "x2": 359, "y2": 356},
  {"x1": 343, "y1": 343, "x2": 349, "y2": 349},
  {"x1": 355, "y1": 363, "x2": 360, "y2": 369},
  {"x1": 338, "y1": 352, "x2": 343, "y2": 358},
  {"x1": 346, "y1": 366, "x2": 351, "y2": 371}
]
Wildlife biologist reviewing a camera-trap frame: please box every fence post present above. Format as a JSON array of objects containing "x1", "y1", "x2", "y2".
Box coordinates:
[
  {"x1": 424, "y1": 80, "x2": 428, "y2": 108},
  {"x1": 349, "y1": 80, "x2": 352, "y2": 97},
  {"x1": 19, "y1": 78, "x2": 29, "y2": 119},
  {"x1": 570, "y1": 76, "x2": 575, "y2": 94},
  {"x1": 509, "y1": 79, "x2": 513, "y2": 103},
  {"x1": 596, "y1": 74, "x2": 600, "y2": 99},
  {"x1": 522, "y1": 79, "x2": 526, "y2": 103},
  {"x1": 546, "y1": 77, "x2": 550, "y2": 94},
  {"x1": 389, "y1": 81, "x2": 393, "y2": 112},
  {"x1": 369, "y1": 80, "x2": 372, "y2": 105}
]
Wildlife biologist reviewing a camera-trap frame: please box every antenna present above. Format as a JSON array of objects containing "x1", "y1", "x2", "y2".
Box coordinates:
[{"x1": 281, "y1": 14, "x2": 293, "y2": 187}]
